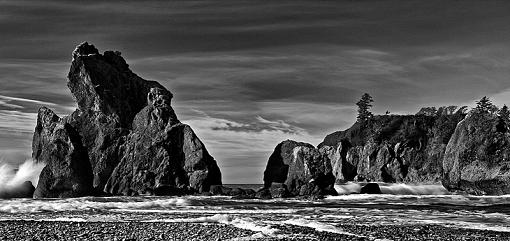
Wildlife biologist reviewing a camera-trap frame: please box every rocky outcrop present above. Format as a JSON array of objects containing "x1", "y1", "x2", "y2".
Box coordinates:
[
  {"x1": 32, "y1": 107, "x2": 93, "y2": 198},
  {"x1": 318, "y1": 112, "x2": 465, "y2": 184},
  {"x1": 263, "y1": 140, "x2": 337, "y2": 197},
  {"x1": 442, "y1": 110, "x2": 510, "y2": 195},
  {"x1": 209, "y1": 185, "x2": 256, "y2": 198},
  {"x1": 32, "y1": 42, "x2": 221, "y2": 198},
  {"x1": 360, "y1": 183, "x2": 382, "y2": 194}
]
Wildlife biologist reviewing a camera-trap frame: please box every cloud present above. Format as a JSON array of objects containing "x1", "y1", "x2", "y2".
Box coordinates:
[
  {"x1": 0, "y1": 110, "x2": 37, "y2": 134},
  {"x1": 181, "y1": 113, "x2": 318, "y2": 184},
  {"x1": 209, "y1": 115, "x2": 305, "y2": 135},
  {"x1": 3, "y1": 0, "x2": 510, "y2": 182},
  {"x1": 0, "y1": 95, "x2": 57, "y2": 109}
]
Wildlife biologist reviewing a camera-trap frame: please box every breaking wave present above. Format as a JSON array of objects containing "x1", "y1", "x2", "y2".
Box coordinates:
[
  {"x1": 334, "y1": 182, "x2": 450, "y2": 195},
  {"x1": 0, "y1": 159, "x2": 45, "y2": 198},
  {"x1": 282, "y1": 218, "x2": 359, "y2": 236},
  {"x1": 0, "y1": 196, "x2": 190, "y2": 213},
  {"x1": 145, "y1": 214, "x2": 279, "y2": 236}
]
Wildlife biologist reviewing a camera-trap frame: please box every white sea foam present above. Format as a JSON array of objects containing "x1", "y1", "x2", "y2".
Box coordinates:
[
  {"x1": 334, "y1": 183, "x2": 450, "y2": 195},
  {"x1": 146, "y1": 214, "x2": 279, "y2": 235},
  {"x1": 0, "y1": 159, "x2": 45, "y2": 198},
  {"x1": 379, "y1": 183, "x2": 449, "y2": 195},
  {"x1": 0, "y1": 196, "x2": 190, "y2": 213},
  {"x1": 283, "y1": 218, "x2": 361, "y2": 236},
  {"x1": 334, "y1": 182, "x2": 362, "y2": 194}
]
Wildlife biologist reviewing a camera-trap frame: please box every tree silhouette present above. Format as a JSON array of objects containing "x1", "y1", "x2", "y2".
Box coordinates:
[
  {"x1": 475, "y1": 96, "x2": 498, "y2": 114},
  {"x1": 498, "y1": 105, "x2": 510, "y2": 125},
  {"x1": 356, "y1": 93, "x2": 374, "y2": 122}
]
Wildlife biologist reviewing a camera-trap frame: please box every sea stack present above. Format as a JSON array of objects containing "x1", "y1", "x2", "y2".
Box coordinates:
[
  {"x1": 442, "y1": 110, "x2": 510, "y2": 195},
  {"x1": 262, "y1": 140, "x2": 337, "y2": 197},
  {"x1": 32, "y1": 42, "x2": 222, "y2": 198}
]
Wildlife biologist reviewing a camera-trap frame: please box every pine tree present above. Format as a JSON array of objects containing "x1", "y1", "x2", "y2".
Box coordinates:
[
  {"x1": 498, "y1": 105, "x2": 510, "y2": 125},
  {"x1": 356, "y1": 93, "x2": 374, "y2": 122},
  {"x1": 475, "y1": 96, "x2": 498, "y2": 114}
]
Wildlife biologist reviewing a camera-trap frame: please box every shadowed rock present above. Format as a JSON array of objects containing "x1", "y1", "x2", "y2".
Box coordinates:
[
  {"x1": 360, "y1": 183, "x2": 382, "y2": 194},
  {"x1": 32, "y1": 42, "x2": 221, "y2": 198},
  {"x1": 263, "y1": 140, "x2": 337, "y2": 197}
]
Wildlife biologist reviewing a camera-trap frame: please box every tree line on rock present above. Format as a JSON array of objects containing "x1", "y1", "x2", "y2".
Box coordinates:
[{"x1": 261, "y1": 93, "x2": 510, "y2": 197}]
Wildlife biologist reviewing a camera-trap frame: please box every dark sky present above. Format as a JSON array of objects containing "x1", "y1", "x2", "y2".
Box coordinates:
[{"x1": 2, "y1": 0, "x2": 510, "y2": 183}]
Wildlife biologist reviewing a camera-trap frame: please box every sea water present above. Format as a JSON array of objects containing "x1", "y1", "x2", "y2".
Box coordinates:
[{"x1": 0, "y1": 183, "x2": 509, "y2": 238}]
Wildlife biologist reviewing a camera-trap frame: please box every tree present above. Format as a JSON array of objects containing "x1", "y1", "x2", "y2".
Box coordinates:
[
  {"x1": 475, "y1": 96, "x2": 498, "y2": 114},
  {"x1": 356, "y1": 93, "x2": 374, "y2": 122},
  {"x1": 416, "y1": 107, "x2": 437, "y2": 116},
  {"x1": 455, "y1": 106, "x2": 468, "y2": 115},
  {"x1": 498, "y1": 105, "x2": 510, "y2": 125}
]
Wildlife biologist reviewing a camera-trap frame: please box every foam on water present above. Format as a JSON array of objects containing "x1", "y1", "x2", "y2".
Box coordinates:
[
  {"x1": 334, "y1": 182, "x2": 362, "y2": 194},
  {"x1": 334, "y1": 183, "x2": 450, "y2": 195},
  {"x1": 115, "y1": 208, "x2": 297, "y2": 214},
  {"x1": 379, "y1": 183, "x2": 450, "y2": 195},
  {"x1": 0, "y1": 196, "x2": 190, "y2": 213},
  {"x1": 283, "y1": 218, "x2": 361, "y2": 236},
  {"x1": 0, "y1": 159, "x2": 45, "y2": 198},
  {"x1": 146, "y1": 214, "x2": 279, "y2": 235}
]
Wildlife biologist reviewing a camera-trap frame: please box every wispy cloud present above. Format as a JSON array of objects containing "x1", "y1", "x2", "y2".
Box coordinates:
[
  {"x1": 0, "y1": 110, "x2": 37, "y2": 134},
  {"x1": 0, "y1": 95, "x2": 57, "y2": 108}
]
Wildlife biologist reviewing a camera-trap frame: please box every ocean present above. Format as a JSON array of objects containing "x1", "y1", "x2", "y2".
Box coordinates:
[{"x1": 0, "y1": 183, "x2": 509, "y2": 240}]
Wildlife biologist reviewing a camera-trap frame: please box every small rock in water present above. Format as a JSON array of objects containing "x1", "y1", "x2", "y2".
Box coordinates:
[{"x1": 360, "y1": 183, "x2": 382, "y2": 194}]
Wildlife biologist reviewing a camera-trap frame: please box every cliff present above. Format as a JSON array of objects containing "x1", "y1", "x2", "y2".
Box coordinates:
[
  {"x1": 319, "y1": 112, "x2": 465, "y2": 184},
  {"x1": 32, "y1": 42, "x2": 221, "y2": 198}
]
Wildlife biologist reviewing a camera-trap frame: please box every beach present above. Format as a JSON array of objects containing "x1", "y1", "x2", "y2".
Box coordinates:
[
  {"x1": 0, "y1": 188, "x2": 509, "y2": 240},
  {"x1": 1, "y1": 220, "x2": 509, "y2": 240}
]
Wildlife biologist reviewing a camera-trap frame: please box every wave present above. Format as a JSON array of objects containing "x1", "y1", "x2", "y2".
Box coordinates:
[
  {"x1": 379, "y1": 183, "x2": 449, "y2": 195},
  {"x1": 282, "y1": 218, "x2": 361, "y2": 237},
  {"x1": 334, "y1": 183, "x2": 450, "y2": 195},
  {"x1": 0, "y1": 159, "x2": 45, "y2": 198},
  {"x1": 145, "y1": 214, "x2": 278, "y2": 236},
  {"x1": 0, "y1": 196, "x2": 190, "y2": 213}
]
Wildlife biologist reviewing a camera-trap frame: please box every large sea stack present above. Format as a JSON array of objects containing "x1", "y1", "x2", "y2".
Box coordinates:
[
  {"x1": 442, "y1": 110, "x2": 510, "y2": 195},
  {"x1": 32, "y1": 42, "x2": 221, "y2": 198}
]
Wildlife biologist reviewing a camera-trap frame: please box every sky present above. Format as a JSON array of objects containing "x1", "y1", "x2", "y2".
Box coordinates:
[{"x1": 2, "y1": 0, "x2": 510, "y2": 183}]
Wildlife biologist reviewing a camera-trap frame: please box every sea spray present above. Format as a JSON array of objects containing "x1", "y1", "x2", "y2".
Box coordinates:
[{"x1": 0, "y1": 159, "x2": 45, "y2": 198}]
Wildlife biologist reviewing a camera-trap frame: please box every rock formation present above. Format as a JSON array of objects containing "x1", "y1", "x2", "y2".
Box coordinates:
[
  {"x1": 318, "y1": 111, "x2": 466, "y2": 184},
  {"x1": 263, "y1": 140, "x2": 337, "y2": 197},
  {"x1": 442, "y1": 110, "x2": 510, "y2": 195},
  {"x1": 32, "y1": 42, "x2": 221, "y2": 198},
  {"x1": 360, "y1": 183, "x2": 382, "y2": 194}
]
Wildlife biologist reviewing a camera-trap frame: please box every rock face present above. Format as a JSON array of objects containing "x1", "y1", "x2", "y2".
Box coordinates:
[
  {"x1": 32, "y1": 42, "x2": 221, "y2": 198},
  {"x1": 318, "y1": 112, "x2": 466, "y2": 184},
  {"x1": 263, "y1": 140, "x2": 337, "y2": 196},
  {"x1": 442, "y1": 111, "x2": 510, "y2": 195}
]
